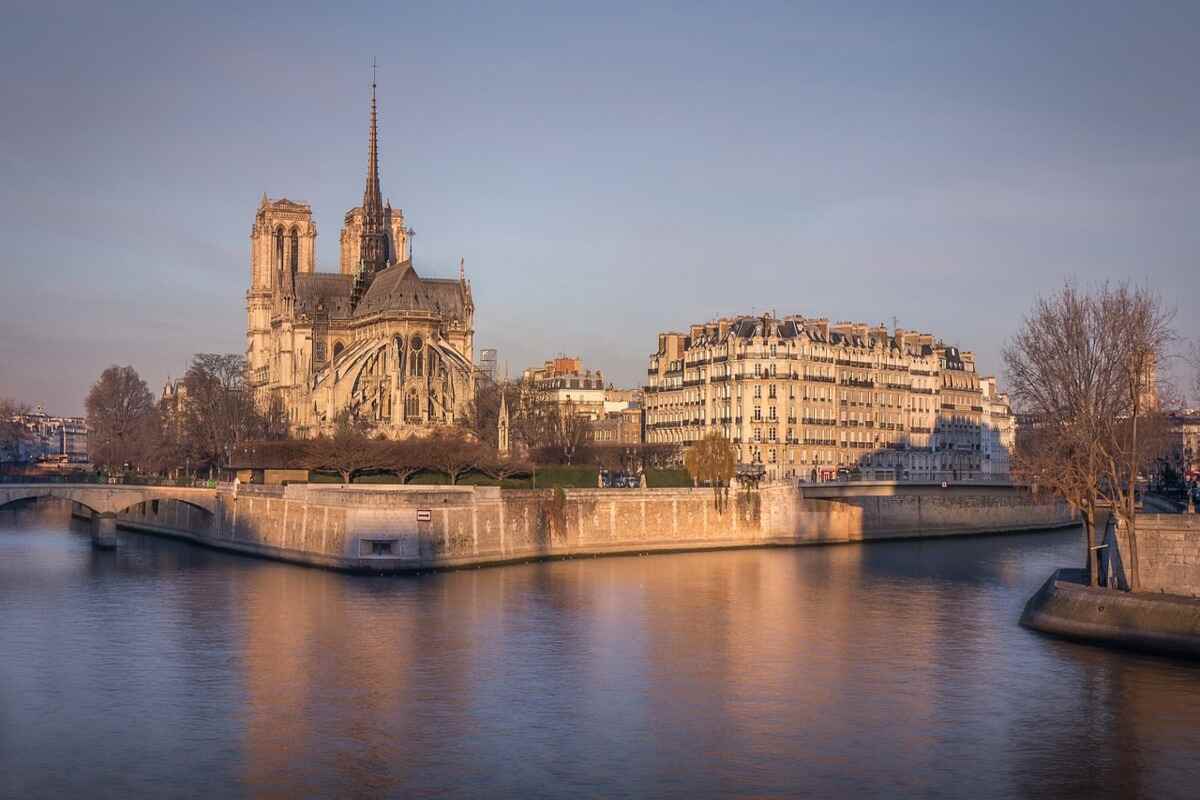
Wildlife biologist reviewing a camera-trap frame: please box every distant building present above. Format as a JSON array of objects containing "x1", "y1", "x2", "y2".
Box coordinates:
[
  {"x1": 645, "y1": 314, "x2": 991, "y2": 483},
  {"x1": 9, "y1": 405, "x2": 88, "y2": 464},
  {"x1": 1166, "y1": 412, "x2": 1200, "y2": 480},
  {"x1": 478, "y1": 349, "x2": 498, "y2": 383},
  {"x1": 590, "y1": 406, "x2": 644, "y2": 446},
  {"x1": 522, "y1": 356, "x2": 607, "y2": 420}
]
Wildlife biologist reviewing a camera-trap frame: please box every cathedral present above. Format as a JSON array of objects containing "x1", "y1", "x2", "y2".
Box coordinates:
[{"x1": 246, "y1": 78, "x2": 476, "y2": 438}]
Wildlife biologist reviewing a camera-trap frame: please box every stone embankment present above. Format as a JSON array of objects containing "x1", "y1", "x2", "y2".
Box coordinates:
[
  {"x1": 113, "y1": 482, "x2": 1075, "y2": 573},
  {"x1": 1022, "y1": 514, "x2": 1200, "y2": 659}
]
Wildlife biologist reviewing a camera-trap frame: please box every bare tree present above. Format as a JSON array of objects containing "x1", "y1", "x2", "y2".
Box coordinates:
[
  {"x1": 182, "y1": 354, "x2": 264, "y2": 474},
  {"x1": 303, "y1": 416, "x2": 383, "y2": 483},
  {"x1": 554, "y1": 399, "x2": 591, "y2": 465},
  {"x1": 510, "y1": 381, "x2": 558, "y2": 455},
  {"x1": 425, "y1": 431, "x2": 482, "y2": 485},
  {"x1": 477, "y1": 451, "x2": 531, "y2": 482},
  {"x1": 467, "y1": 379, "x2": 520, "y2": 449},
  {"x1": 1093, "y1": 284, "x2": 1175, "y2": 590},
  {"x1": 86, "y1": 366, "x2": 158, "y2": 472},
  {"x1": 1005, "y1": 281, "x2": 1175, "y2": 589},
  {"x1": 382, "y1": 437, "x2": 426, "y2": 484}
]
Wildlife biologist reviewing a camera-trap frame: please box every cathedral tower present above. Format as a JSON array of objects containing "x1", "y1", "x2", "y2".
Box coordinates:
[{"x1": 247, "y1": 197, "x2": 316, "y2": 394}]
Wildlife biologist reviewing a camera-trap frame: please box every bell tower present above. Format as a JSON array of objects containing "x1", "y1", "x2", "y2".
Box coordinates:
[{"x1": 247, "y1": 196, "x2": 316, "y2": 398}]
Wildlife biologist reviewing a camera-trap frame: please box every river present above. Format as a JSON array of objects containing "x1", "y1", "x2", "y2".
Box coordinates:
[{"x1": 1, "y1": 504, "x2": 1198, "y2": 798}]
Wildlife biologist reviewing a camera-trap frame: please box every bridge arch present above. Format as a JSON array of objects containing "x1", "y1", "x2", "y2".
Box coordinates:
[{"x1": 0, "y1": 485, "x2": 220, "y2": 518}]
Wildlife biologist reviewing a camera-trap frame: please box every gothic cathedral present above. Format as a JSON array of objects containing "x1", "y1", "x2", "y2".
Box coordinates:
[{"x1": 245, "y1": 78, "x2": 475, "y2": 438}]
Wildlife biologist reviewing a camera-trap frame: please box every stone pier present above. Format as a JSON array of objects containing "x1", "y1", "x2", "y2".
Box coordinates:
[{"x1": 91, "y1": 511, "x2": 118, "y2": 549}]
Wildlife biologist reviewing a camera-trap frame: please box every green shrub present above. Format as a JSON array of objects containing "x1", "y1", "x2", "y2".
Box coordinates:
[{"x1": 645, "y1": 469, "x2": 692, "y2": 488}]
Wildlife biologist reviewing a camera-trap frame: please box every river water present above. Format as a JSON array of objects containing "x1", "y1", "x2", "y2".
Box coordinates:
[{"x1": 1, "y1": 506, "x2": 1198, "y2": 799}]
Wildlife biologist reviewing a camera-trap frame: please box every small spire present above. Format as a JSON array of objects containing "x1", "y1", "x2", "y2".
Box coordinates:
[
  {"x1": 260, "y1": 192, "x2": 268, "y2": 207},
  {"x1": 459, "y1": 257, "x2": 465, "y2": 281}
]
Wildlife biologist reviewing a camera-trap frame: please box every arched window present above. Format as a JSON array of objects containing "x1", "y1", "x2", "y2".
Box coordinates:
[
  {"x1": 404, "y1": 390, "x2": 420, "y2": 422},
  {"x1": 290, "y1": 227, "x2": 299, "y2": 276},
  {"x1": 333, "y1": 341, "x2": 344, "y2": 361},
  {"x1": 274, "y1": 227, "x2": 284, "y2": 274},
  {"x1": 411, "y1": 335, "x2": 423, "y2": 377}
]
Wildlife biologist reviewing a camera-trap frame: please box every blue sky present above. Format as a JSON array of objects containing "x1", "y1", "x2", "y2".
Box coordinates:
[{"x1": 2, "y1": 1, "x2": 1198, "y2": 414}]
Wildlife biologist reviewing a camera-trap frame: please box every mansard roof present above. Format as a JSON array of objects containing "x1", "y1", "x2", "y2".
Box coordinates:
[
  {"x1": 296, "y1": 273, "x2": 354, "y2": 318},
  {"x1": 352, "y1": 260, "x2": 468, "y2": 321}
]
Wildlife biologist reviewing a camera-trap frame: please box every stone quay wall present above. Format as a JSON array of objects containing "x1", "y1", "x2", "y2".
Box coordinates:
[
  {"x1": 1116, "y1": 514, "x2": 1200, "y2": 598},
  {"x1": 114, "y1": 482, "x2": 1076, "y2": 573}
]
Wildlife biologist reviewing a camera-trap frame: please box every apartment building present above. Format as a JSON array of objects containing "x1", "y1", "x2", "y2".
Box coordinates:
[{"x1": 644, "y1": 314, "x2": 988, "y2": 483}]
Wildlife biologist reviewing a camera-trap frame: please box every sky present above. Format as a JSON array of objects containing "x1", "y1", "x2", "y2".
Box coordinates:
[{"x1": 1, "y1": 1, "x2": 1198, "y2": 415}]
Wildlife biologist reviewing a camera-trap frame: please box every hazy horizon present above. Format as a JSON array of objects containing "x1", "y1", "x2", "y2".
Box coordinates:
[{"x1": 3, "y1": 1, "x2": 1198, "y2": 415}]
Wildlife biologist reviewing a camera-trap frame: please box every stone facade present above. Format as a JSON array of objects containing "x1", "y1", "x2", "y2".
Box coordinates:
[
  {"x1": 980, "y1": 376, "x2": 1015, "y2": 477},
  {"x1": 246, "y1": 79, "x2": 474, "y2": 438},
  {"x1": 1116, "y1": 514, "x2": 1200, "y2": 597},
  {"x1": 645, "y1": 315, "x2": 996, "y2": 483}
]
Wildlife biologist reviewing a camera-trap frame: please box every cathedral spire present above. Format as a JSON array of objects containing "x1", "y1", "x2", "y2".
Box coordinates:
[{"x1": 358, "y1": 59, "x2": 387, "y2": 276}]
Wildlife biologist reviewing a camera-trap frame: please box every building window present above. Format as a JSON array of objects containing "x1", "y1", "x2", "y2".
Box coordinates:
[
  {"x1": 289, "y1": 227, "x2": 299, "y2": 275},
  {"x1": 274, "y1": 227, "x2": 284, "y2": 275}
]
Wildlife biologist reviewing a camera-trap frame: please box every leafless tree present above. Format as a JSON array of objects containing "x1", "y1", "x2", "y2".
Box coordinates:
[
  {"x1": 86, "y1": 365, "x2": 158, "y2": 471},
  {"x1": 509, "y1": 381, "x2": 557, "y2": 454},
  {"x1": 425, "y1": 431, "x2": 483, "y2": 485},
  {"x1": 1005, "y1": 281, "x2": 1175, "y2": 588},
  {"x1": 477, "y1": 451, "x2": 532, "y2": 482},
  {"x1": 303, "y1": 415, "x2": 383, "y2": 483},
  {"x1": 467, "y1": 379, "x2": 520, "y2": 449},
  {"x1": 382, "y1": 437, "x2": 426, "y2": 484},
  {"x1": 1092, "y1": 284, "x2": 1175, "y2": 589},
  {"x1": 553, "y1": 399, "x2": 591, "y2": 465},
  {"x1": 181, "y1": 354, "x2": 264, "y2": 474}
]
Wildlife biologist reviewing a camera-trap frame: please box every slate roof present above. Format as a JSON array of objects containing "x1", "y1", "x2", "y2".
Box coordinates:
[
  {"x1": 296, "y1": 273, "x2": 354, "y2": 318},
  {"x1": 352, "y1": 261, "x2": 468, "y2": 321}
]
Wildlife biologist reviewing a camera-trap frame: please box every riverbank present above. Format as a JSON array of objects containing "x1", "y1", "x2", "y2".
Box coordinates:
[
  {"x1": 1021, "y1": 568, "x2": 1200, "y2": 659},
  {"x1": 110, "y1": 482, "x2": 1076, "y2": 573}
]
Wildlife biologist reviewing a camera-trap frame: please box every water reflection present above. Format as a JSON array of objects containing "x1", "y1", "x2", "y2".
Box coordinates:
[{"x1": 2, "y1": 507, "x2": 1198, "y2": 799}]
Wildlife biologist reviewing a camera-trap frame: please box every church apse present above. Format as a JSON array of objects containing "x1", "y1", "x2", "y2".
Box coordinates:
[{"x1": 244, "y1": 73, "x2": 475, "y2": 439}]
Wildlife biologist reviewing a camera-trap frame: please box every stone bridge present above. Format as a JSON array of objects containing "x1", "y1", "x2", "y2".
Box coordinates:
[{"x1": 0, "y1": 484, "x2": 222, "y2": 548}]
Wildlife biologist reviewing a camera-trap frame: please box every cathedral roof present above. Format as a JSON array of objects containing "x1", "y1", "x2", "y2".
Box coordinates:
[
  {"x1": 296, "y1": 273, "x2": 354, "y2": 318},
  {"x1": 352, "y1": 260, "x2": 468, "y2": 321}
]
